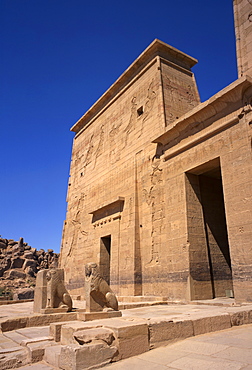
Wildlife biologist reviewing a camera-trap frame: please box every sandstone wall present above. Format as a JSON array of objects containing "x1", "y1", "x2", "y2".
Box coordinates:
[
  {"x1": 234, "y1": 0, "x2": 252, "y2": 77},
  {"x1": 155, "y1": 78, "x2": 252, "y2": 302},
  {"x1": 60, "y1": 43, "x2": 199, "y2": 298}
]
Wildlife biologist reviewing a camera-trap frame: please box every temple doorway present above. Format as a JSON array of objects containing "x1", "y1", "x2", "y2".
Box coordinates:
[
  {"x1": 186, "y1": 158, "x2": 233, "y2": 300},
  {"x1": 100, "y1": 235, "x2": 111, "y2": 285}
]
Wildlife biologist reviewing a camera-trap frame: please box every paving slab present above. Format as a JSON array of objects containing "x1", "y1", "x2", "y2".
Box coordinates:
[
  {"x1": 16, "y1": 327, "x2": 50, "y2": 338},
  {"x1": 3, "y1": 330, "x2": 28, "y2": 344},
  {"x1": 102, "y1": 324, "x2": 252, "y2": 370},
  {"x1": 165, "y1": 353, "x2": 244, "y2": 370},
  {"x1": 0, "y1": 333, "x2": 20, "y2": 349},
  {"x1": 14, "y1": 362, "x2": 55, "y2": 370}
]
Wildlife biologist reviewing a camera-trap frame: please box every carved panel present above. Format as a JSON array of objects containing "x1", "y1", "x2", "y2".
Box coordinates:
[
  {"x1": 143, "y1": 160, "x2": 164, "y2": 267},
  {"x1": 66, "y1": 193, "x2": 87, "y2": 259},
  {"x1": 94, "y1": 124, "x2": 105, "y2": 167}
]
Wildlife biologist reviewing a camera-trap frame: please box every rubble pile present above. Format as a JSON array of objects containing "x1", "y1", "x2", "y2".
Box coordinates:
[{"x1": 0, "y1": 237, "x2": 59, "y2": 300}]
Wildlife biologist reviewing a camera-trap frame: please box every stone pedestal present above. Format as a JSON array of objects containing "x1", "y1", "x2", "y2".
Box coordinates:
[
  {"x1": 40, "y1": 307, "x2": 69, "y2": 314},
  {"x1": 33, "y1": 270, "x2": 48, "y2": 313}
]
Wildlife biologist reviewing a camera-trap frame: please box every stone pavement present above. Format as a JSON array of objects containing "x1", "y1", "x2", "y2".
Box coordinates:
[
  {"x1": 101, "y1": 324, "x2": 252, "y2": 369},
  {"x1": 13, "y1": 324, "x2": 252, "y2": 370},
  {"x1": 0, "y1": 299, "x2": 252, "y2": 369}
]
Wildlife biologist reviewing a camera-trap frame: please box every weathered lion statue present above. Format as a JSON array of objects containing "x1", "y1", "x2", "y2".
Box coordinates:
[
  {"x1": 46, "y1": 268, "x2": 72, "y2": 311},
  {"x1": 85, "y1": 262, "x2": 118, "y2": 311}
]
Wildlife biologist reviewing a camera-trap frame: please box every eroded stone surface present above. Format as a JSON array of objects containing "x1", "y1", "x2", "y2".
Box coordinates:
[
  {"x1": 34, "y1": 269, "x2": 72, "y2": 314},
  {"x1": 85, "y1": 263, "x2": 119, "y2": 312},
  {"x1": 59, "y1": 343, "x2": 118, "y2": 370},
  {"x1": 73, "y1": 327, "x2": 115, "y2": 345}
]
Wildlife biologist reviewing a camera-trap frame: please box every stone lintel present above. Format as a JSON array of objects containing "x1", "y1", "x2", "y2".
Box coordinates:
[
  {"x1": 89, "y1": 196, "x2": 125, "y2": 215},
  {"x1": 71, "y1": 39, "x2": 198, "y2": 133},
  {"x1": 153, "y1": 75, "x2": 252, "y2": 147}
]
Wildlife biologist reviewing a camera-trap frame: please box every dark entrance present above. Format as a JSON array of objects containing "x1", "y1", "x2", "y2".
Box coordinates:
[
  {"x1": 100, "y1": 235, "x2": 111, "y2": 285},
  {"x1": 186, "y1": 158, "x2": 233, "y2": 300}
]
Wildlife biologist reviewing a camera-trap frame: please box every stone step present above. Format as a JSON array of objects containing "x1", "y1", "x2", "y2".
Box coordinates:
[
  {"x1": 118, "y1": 296, "x2": 167, "y2": 302},
  {"x1": 44, "y1": 345, "x2": 62, "y2": 368}
]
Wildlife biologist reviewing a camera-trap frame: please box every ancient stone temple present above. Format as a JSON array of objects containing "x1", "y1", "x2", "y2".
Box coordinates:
[{"x1": 60, "y1": 0, "x2": 252, "y2": 303}]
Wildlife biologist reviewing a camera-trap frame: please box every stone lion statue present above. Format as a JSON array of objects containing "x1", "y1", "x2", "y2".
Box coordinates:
[
  {"x1": 46, "y1": 268, "x2": 72, "y2": 311},
  {"x1": 85, "y1": 262, "x2": 118, "y2": 311}
]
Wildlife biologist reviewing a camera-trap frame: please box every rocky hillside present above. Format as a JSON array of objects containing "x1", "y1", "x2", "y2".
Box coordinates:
[{"x1": 0, "y1": 237, "x2": 59, "y2": 300}]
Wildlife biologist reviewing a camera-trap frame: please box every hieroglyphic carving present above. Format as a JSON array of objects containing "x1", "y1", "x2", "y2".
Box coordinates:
[
  {"x1": 84, "y1": 133, "x2": 95, "y2": 167},
  {"x1": 94, "y1": 124, "x2": 105, "y2": 167},
  {"x1": 185, "y1": 84, "x2": 195, "y2": 105},
  {"x1": 239, "y1": 86, "x2": 252, "y2": 119},
  {"x1": 144, "y1": 81, "x2": 157, "y2": 119},
  {"x1": 123, "y1": 96, "x2": 137, "y2": 147},
  {"x1": 108, "y1": 81, "x2": 157, "y2": 162},
  {"x1": 109, "y1": 121, "x2": 123, "y2": 163},
  {"x1": 127, "y1": 197, "x2": 133, "y2": 227},
  {"x1": 138, "y1": 81, "x2": 157, "y2": 137},
  {"x1": 163, "y1": 75, "x2": 196, "y2": 123},
  {"x1": 75, "y1": 133, "x2": 95, "y2": 179},
  {"x1": 66, "y1": 193, "x2": 87, "y2": 258},
  {"x1": 143, "y1": 160, "x2": 164, "y2": 266},
  {"x1": 124, "y1": 80, "x2": 157, "y2": 145}
]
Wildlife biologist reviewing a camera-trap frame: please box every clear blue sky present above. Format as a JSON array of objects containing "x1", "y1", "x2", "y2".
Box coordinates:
[{"x1": 1, "y1": 0, "x2": 237, "y2": 253}]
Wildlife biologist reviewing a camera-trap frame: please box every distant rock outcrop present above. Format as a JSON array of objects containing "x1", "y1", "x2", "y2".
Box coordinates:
[{"x1": 0, "y1": 237, "x2": 59, "y2": 300}]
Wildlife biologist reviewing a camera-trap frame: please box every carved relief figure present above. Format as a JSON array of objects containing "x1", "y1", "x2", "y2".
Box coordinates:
[
  {"x1": 127, "y1": 197, "x2": 133, "y2": 227},
  {"x1": 143, "y1": 160, "x2": 164, "y2": 266},
  {"x1": 138, "y1": 80, "x2": 157, "y2": 136},
  {"x1": 67, "y1": 193, "x2": 87, "y2": 259},
  {"x1": 109, "y1": 120, "x2": 123, "y2": 163},
  {"x1": 163, "y1": 75, "x2": 196, "y2": 123},
  {"x1": 84, "y1": 133, "x2": 95, "y2": 167},
  {"x1": 94, "y1": 124, "x2": 105, "y2": 167},
  {"x1": 46, "y1": 269, "x2": 72, "y2": 311},
  {"x1": 85, "y1": 262, "x2": 119, "y2": 311},
  {"x1": 123, "y1": 96, "x2": 138, "y2": 147}
]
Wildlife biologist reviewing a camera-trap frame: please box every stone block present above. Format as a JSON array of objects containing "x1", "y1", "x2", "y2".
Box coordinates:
[
  {"x1": 20, "y1": 336, "x2": 53, "y2": 346},
  {"x1": 33, "y1": 270, "x2": 48, "y2": 313},
  {"x1": 61, "y1": 321, "x2": 102, "y2": 345},
  {"x1": 0, "y1": 347, "x2": 28, "y2": 369},
  {"x1": 0, "y1": 317, "x2": 28, "y2": 332},
  {"x1": 28, "y1": 312, "x2": 77, "y2": 328},
  {"x1": 148, "y1": 318, "x2": 194, "y2": 348},
  {"x1": 27, "y1": 340, "x2": 54, "y2": 363},
  {"x1": 59, "y1": 343, "x2": 118, "y2": 370},
  {"x1": 77, "y1": 310, "x2": 122, "y2": 321},
  {"x1": 44, "y1": 344, "x2": 62, "y2": 368},
  {"x1": 230, "y1": 309, "x2": 252, "y2": 326},
  {"x1": 103, "y1": 318, "x2": 149, "y2": 359},
  {"x1": 73, "y1": 327, "x2": 115, "y2": 345},
  {"x1": 193, "y1": 314, "x2": 231, "y2": 336},
  {"x1": 50, "y1": 321, "x2": 77, "y2": 342}
]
